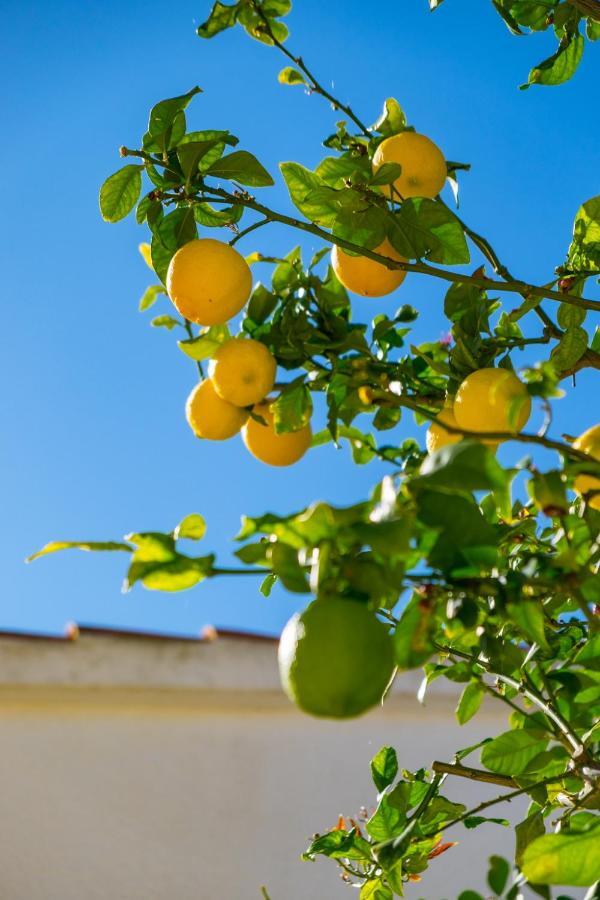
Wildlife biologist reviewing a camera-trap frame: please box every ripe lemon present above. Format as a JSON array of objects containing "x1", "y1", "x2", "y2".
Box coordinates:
[
  {"x1": 209, "y1": 338, "x2": 276, "y2": 408},
  {"x1": 242, "y1": 402, "x2": 311, "y2": 467},
  {"x1": 186, "y1": 379, "x2": 248, "y2": 440},
  {"x1": 372, "y1": 132, "x2": 447, "y2": 199},
  {"x1": 572, "y1": 425, "x2": 600, "y2": 510},
  {"x1": 167, "y1": 238, "x2": 252, "y2": 326},
  {"x1": 426, "y1": 401, "x2": 462, "y2": 453},
  {"x1": 453, "y1": 368, "x2": 531, "y2": 440},
  {"x1": 331, "y1": 239, "x2": 407, "y2": 297},
  {"x1": 278, "y1": 596, "x2": 395, "y2": 718}
]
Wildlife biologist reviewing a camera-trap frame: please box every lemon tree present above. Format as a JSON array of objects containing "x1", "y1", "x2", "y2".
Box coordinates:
[{"x1": 29, "y1": 1, "x2": 600, "y2": 897}]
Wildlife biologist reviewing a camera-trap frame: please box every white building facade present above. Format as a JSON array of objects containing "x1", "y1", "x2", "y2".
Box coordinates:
[{"x1": 0, "y1": 626, "x2": 552, "y2": 899}]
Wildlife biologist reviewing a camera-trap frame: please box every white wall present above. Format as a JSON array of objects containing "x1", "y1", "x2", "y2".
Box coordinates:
[{"x1": 0, "y1": 632, "x2": 554, "y2": 900}]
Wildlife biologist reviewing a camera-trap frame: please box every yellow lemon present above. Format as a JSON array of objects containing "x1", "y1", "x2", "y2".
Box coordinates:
[
  {"x1": 167, "y1": 238, "x2": 252, "y2": 326},
  {"x1": 242, "y1": 403, "x2": 312, "y2": 467},
  {"x1": 572, "y1": 425, "x2": 600, "y2": 510},
  {"x1": 372, "y1": 132, "x2": 447, "y2": 199},
  {"x1": 426, "y1": 401, "x2": 462, "y2": 453},
  {"x1": 331, "y1": 239, "x2": 407, "y2": 297},
  {"x1": 278, "y1": 596, "x2": 395, "y2": 718},
  {"x1": 186, "y1": 379, "x2": 248, "y2": 440},
  {"x1": 453, "y1": 368, "x2": 531, "y2": 441},
  {"x1": 209, "y1": 338, "x2": 276, "y2": 407}
]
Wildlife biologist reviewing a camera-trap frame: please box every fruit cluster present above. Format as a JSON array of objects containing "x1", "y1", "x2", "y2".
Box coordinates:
[{"x1": 167, "y1": 238, "x2": 311, "y2": 467}]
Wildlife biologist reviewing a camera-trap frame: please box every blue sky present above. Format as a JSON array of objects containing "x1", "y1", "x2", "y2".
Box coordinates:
[{"x1": 2, "y1": 0, "x2": 598, "y2": 637}]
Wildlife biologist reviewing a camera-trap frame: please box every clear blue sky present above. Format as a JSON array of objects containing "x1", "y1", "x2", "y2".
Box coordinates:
[{"x1": 2, "y1": 1, "x2": 598, "y2": 637}]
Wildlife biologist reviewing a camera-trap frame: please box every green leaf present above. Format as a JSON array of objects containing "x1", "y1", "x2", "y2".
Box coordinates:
[
  {"x1": 372, "y1": 98, "x2": 407, "y2": 136},
  {"x1": 178, "y1": 324, "x2": 230, "y2": 361},
  {"x1": 370, "y1": 746, "x2": 398, "y2": 792},
  {"x1": 27, "y1": 541, "x2": 132, "y2": 563},
  {"x1": 568, "y1": 195, "x2": 600, "y2": 273},
  {"x1": 574, "y1": 633, "x2": 600, "y2": 670},
  {"x1": 456, "y1": 681, "x2": 485, "y2": 725},
  {"x1": 369, "y1": 162, "x2": 402, "y2": 187},
  {"x1": 481, "y1": 730, "x2": 548, "y2": 775},
  {"x1": 506, "y1": 599, "x2": 549, "y2": 650},
  {"x1": 151, "y1": 315, "x2": 180, "y2": 330},
  {"x1": 99, "y1": 165, "x2": 143, "y2": 223},
  {"x1": 413, "y1": 488, "x2": 497, "y2": 571},
  {"x1": 416, "y1": 441, "x2": 508, "y2": 493},
  {"x1": 527, "y1": 32, "x2": 584, "y2": 87},
  {"x1": 457, "y1": 893, "x2": 484, "y2": 900},
  {"x1": 516, "y1": 811, "x2": 546, "y2": 868},
  {"x1": 197, "y1": 1, "x2": 239, "y2": 38},
  {"x1": 151, "y1": 206, "x2": 197, "y2": 283},
  {"x1": 266, "y1": 542, "x2": 309, "y2": 593},
  {"x1": 523, "y1": 825, "x2": 600, "y2": 887},
  {"x1": 360, "y1": 880, "x2": 393, "y2": 900},
  {"x1": 174, "y1": 514, "x2": 206, "y2": 541},
  {"x1": 193, "y1": 202, "x2": 243, "y2": 227},
  {"x1": 304, "y1": 828, "x2": 372, "y2": 862},
  {"x1": 487, "y1": 855, "x2": 510, "y2": 895},
  {"x1": 279, "y1": 162, "x2": 339, "y2": 226},
  {"x1": 551, "y1": 326, "x2": 588, "y2": 372},
  {"x1": 278, "y1": 66, "x2": 306, "y2": 86},
  {"x1": 271, "y1": 379, "x2": 312, "y2": 433},
  {"x1": 260, "y1": 573, "x2": 277, "y2": 596},
  {"x1": 126, "y1": 555, "x2": 214, "y2": 592},
  {"x1": 388, "y1": 198, "x2": 470, "y2": 265},
  {"x1": 557, "y1": 302, "x2": 587, "y2": 329},
  {"x1": 463, "y1": 815, "x2": 509, "y2": 829},
  {"x1": 207, "y1": 150, "x2": 274, "y2": 187},
  {"x1": 246, "y1": 284, "x2": 278, "y2": 325},
  {"x1": 316, "y1": 155, "x2": 372, "y2": 188},
  {"x1": 139, "y1": 284, "x2": 166, "y2": 312},
  {"x1": 394, "y1": 596, "x2": 435, "y2": 670},
  {"x1": 366, "y1": 793, "x2": 405, "y2": 842},
  {"x1": 143, "y1": 86, "x2": 201, "y2": 153}
]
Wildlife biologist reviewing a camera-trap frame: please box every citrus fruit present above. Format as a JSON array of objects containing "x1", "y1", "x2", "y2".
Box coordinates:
[
  {"x1": 331, "y1": 239, "x2": 407, "y2": 297},
  {"x1": 209, "y1": 338, "x2": 277, "y2": 407},
  {"x1": 278, "y1": 596, "x2": 395, "y2": 718},
  {"x1": 453, "y1": 368, "x2": 531, "y2": 440},
  {"x1": 572, "y1": 424, "x2": 600, "y2": 510},
  {"x1": 186, "y1": 379, "x2": 248, "y2": 441},
  {"x1": 242, "y1": 402, "x2": 312, "y2": 467},
  {"x1": 426, "y1": 401, "x2": 462, "y2": 453},
  {"x1": 166, "y1": 238, "x2": 252, "y2": 326},
  {"x1": 372, "y1": 132, "x2": 447, "y2": 199}
]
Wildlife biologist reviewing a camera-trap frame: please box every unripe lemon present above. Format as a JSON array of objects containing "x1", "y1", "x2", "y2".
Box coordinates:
[
  {"x1": 278, "y1": 596, "x2": 395, "y2": 718},
  {"x1": 186, "y1": 379, "x2": 248, "y2": 441},
  {"x1": 372, "y1": 132, "x2": 447, "y2": 199},
  {"x1": 167, "y1": 238, "x2": 252, "y2": 326},
  {"x1": 453, "y1": 368, "x2": 531, "y2": 440},
  {"x1": 426, "y1": 401, "x2": 462, "y2": 453},
  {"x1": 331, "y1": 239, "x2": 407, "y2": 297},
  {"x1": 208, "y1": 338, "x2": 276, "y2": 408},
  {"x1": 572, "y1": 425, "x2": 600, "y2": 510},
  {"x1": 242, "y1": 403, "x2": 311, "y2": 467}
]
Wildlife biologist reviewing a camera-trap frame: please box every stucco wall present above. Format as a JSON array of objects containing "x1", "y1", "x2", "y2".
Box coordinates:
[{"x1": 0, "y1": 631, "x2": 540, "y2": 899}]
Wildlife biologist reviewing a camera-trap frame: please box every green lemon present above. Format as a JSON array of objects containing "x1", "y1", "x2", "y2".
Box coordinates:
[{"x1": 278, "y1": 596, "x2": 395, "y2": 718}]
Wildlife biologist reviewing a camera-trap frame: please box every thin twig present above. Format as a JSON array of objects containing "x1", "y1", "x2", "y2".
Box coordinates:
[
  {"x1": 250, "y1": 1, "x2": 371, "y2": 137},
  {"x1": 432, "y1": 760, "x2": 517, "y2": 788}
]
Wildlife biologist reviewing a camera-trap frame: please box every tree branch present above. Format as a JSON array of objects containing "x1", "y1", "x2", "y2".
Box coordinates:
[
  {"x1": 250, "y1": 1, "x2": 372, "y2": 137},
  {"x1": 421, "y1": 773, "x2": 566, "y2": 839},
  {"x1": 432, "y1": 761, "x2": 517, "y2": 788},
  {"x1": 567, "y1": 0, "x2": 600, "y2": 21}
]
